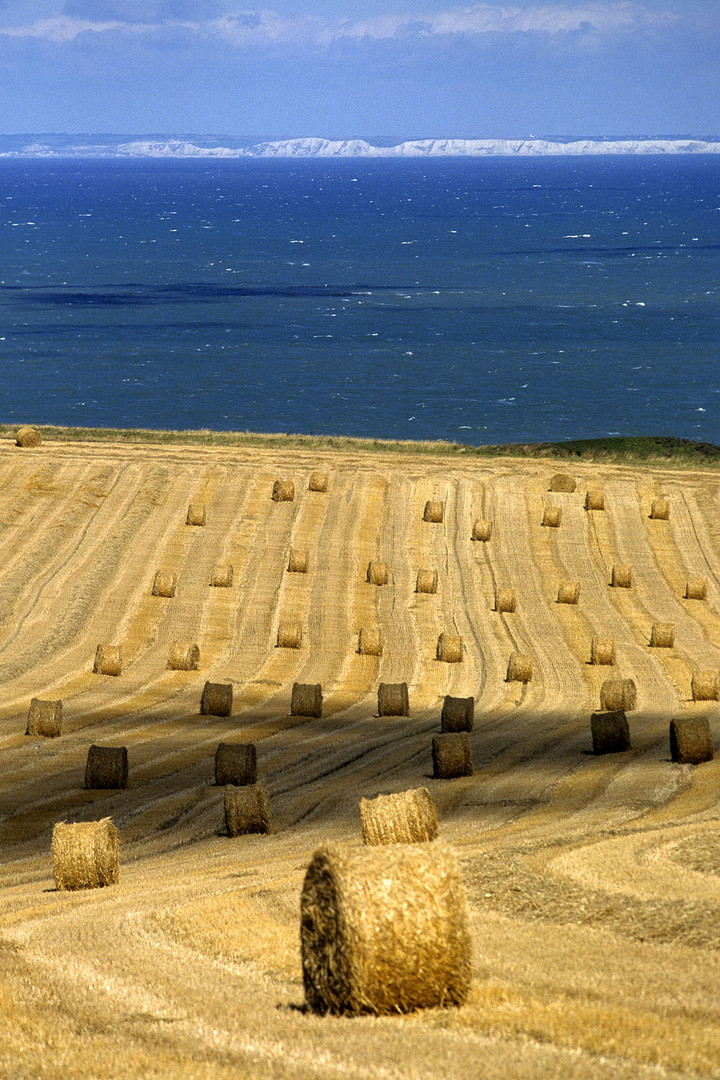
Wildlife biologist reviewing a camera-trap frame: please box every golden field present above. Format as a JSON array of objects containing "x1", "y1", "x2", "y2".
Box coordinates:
[{"x1": 0, "y1": 433, "x2": 719, "y2": 1079}]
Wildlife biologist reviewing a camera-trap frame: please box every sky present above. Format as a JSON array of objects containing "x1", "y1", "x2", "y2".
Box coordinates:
[{"x1": 0, "y1": 1, "x2": 718, "y2": 137}]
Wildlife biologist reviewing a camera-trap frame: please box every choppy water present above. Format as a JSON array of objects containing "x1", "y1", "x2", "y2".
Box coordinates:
[{"x1": 1, "y1": 155, "x2": 718, "y2": 444}]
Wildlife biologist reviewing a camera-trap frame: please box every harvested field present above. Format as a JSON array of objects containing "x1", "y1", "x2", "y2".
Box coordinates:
[{"x1": 1, "y1": 434, "x2": 720, "y2": 1079}]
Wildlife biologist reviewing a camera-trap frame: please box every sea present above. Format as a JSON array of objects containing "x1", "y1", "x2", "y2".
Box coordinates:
[{"x1": 1, "y1": 155, "x2": 719, "y2": 445}]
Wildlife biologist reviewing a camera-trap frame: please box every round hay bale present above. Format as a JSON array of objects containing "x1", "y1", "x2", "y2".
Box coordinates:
[
  {"x1": 650, "y1": 622, "x2": 675, "y2": 648},
  {"x1": 377, "y1": 682, "x2": 409, "y2": 717},
  {"x1": 691, "y1": 670, "x2": 720, "y2": 702},
  {"x1": 650, "y1": 497, "x2": 670, "y2": 521},
  {"x1": 291, "y1": 682, "x2": 323, "y2": 718},
  {"x1": 308, "y1": 471, "x2": 329, "y2": 492},
  {"x1": 441, "y1": 695, "x2": 474, "y2": 733},
  {"x1": 201, "y1": 681, "x2": 233, "y2": 716},
  {"x1": 557, "y1": 580, "x2": 580, "y2": 605},
  {"x1": 670, "y1": 716, "x2": 714, "y2": 765},
  {"x1": 590, "y1": 637, "x2": 616, "y2": 665},
  {"x1": 584, "y1": 488, "x2": 605, "y2": 511},
  {"x1": 300, "y1": 841, "x2": 471, "y2": 1016},
  {"x1": 506, "y1": 653, "x2": 533, "y2": 683},
  {"x1": 471, "y1": 519, "x2": 492, "y2": 542},
  {"x1": 287, "y1": 548, "x2": 308, "y2": 574},
  {"x1": 152, "y1": 571, "x2": 176, "y2": 598},
  {"x1": 423, "y1": 500, "x2": 444, "y2": 523},
  {"x1": 591, "y1": 710, "x2": 630, "y2": 754},
  {"x1": 215, "y1": 742, "x2": 257, "y2": 786},
  {"x1": 495, "y1": 588, "x2": 517, "y2": 614},
  {"x1": 167, "y1": 641, "x2": 200, "y2": 671},
  {"x1": 85, "y1": 745, "x2": 128, "y2": 790},
  {"x1": 549, "y1": 473, "x2": 576, "y2": 493},
  {"x1": 52, "y1": 818, "x2": 119, "y2": 891},
  {"x1": 211, "y1": 564, "x2": 233, "y2": 587},
  {"x1": 359, "y1": 787, "x2": 439, "y2": 846},
  {"x1": 358, "y1": 628, "x2": 382, "y2": 656},
  {"x1": 432, "y1": 733, "x2": 473, "y2": 778},
  {"x1": 272, "y1": 480, "x2": 294, "y2": 502},
  {"x1": 16, "y1": 426, "x2": 42, "y2": 448},
  {"x1": 542, "y1": 506, "x2": 562, "y2": 528},
  {"x1": 436, "y1": 633, "x2": 463, "y2": 664},
  {"x1": 186, "y1": 503, "x2": 206, "y2": 526},
  {"x1": 600, "y1": 678, "x2": 637, "y2": 712},
  {"x1": 416, "y1": 569, "x2": 438, "y2": 594},
  {"x1": 26, "y1": 698, "x2": 62, "y2": 738},
  {"x1": 366, "y1": 560, "x2": 389, "y2": 586},
  {"x1": 685, "y1": 576, "x2": 707, "y2": 601},
  {"x1": 93, "y1": 644, "x2": 122, "y2": 677},
  {"x1": 224, "y1": 782, "x2": 270, "y2": 836},
  {"x1": 611, "y1": 564, "x2": 632, "y2": 589},
  {"x1": 277, "y1": 620, "x2": 302, "y2": 649}
]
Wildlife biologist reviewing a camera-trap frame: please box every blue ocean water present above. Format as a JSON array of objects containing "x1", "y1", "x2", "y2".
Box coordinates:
[{"x1": 1, "y1": 155, "x2": 718, "y2": 445}]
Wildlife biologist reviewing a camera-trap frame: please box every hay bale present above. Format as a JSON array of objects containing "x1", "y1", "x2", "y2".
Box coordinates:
[
  {"x1": 16, "y1": 426, "x2": 42, "y2": 448},
  {"x1": 436, "y1": 633, "x2": 463, "y2": 664},
  {"x1": 366, "y1": 561, "x2": 388, "y2": 586},
  {"x1": 287, "y1": 548, "x2": 308, "y2": 574},
  {"x1": 585, "y1": 488, "x2": 605, "y2": 511},
  {"x1": 167, "y1": 641, "x2": 200, "y2": 671},
  {"x1": 277, "y1": 619, "x2": 302, "y2": 649},
  {"x1": 272, "y1": 480, "x2": 294, "y2": 502},
  {"x1": 52, "y1": 818, "x2": 119, "y2": 891},
  {"x1": 224, "y1": 783, "x2": 270, "y2": 836},
  {"x1": 506, "y1": 653, "x2": 533, "y2": 683},
  {"x1": 201, "y1": 681, "x2": 233, "y2": 716},
  {"x1": 432, "y1": 733, "x2": 473, "y2": 778},
  {"x1": 650, "y1": 497, "x2": 670, "y2": 521},
  {"x1": 423, "y1": 500, "x2": 444, "y2": 523},
  {"x1": 308, "y1": 471, "x2": 329, "y2": 492},
  {"x1": 495, "y1": 588, "x2": 517, "y2": 613},
  {"x1": 151, "y1": 571, "x2": 176, "y2": 598},
  {"x1": 611, "y1": 564, "x2": 632, "y2": 588},
  {"x1": 416, "y1": 569, "x2": 438, "y2": 594},
  {"x1": 590, "y1": 637, "x2": 616, "y2": 665},
  {"x1": 215, "y1": 742, "x2": 257, "y2": 786},
  {"x1": 359, "y1": 787, "x2": 438, "y2": 846},
  {"x1": 26, "y1": 698, "x2": 62, "y2": 738},
  {"x1": 378, "y1": 682, "x2": 409, "y2": 716},
  {"x1": 358, "y1": 628, "x2": 382, "y2": 656},
  {"x1": 300, "y1": 841, "x2": 471, "y2": 1016},
  {"x1": 557, "y1": 580, "x2": 580, "y2": 605},
  {"x1": 670, "y1": 717, "x2": 714, "y2": 765},
  {"x1": 600, "y1": 678, "x2": 637, "y2": 712},
  {"x1": 291, "y1": 682, "x2": 323, "y2": 718},
  {"x1": 549, "y1": 473, "x2": 576, "y2": 493},
  {"x1": 691, "y1": 670, "x2": 720, "y2": 702},
  {"x1": 93, "y1": 644, "x2": 122, "y2": 677},
  {"x1": 471, "y1": 519, "x2": 492, "y2": 542},
  {"x1": 591, "y1": 710, "x2": 630, "y2": 754},
  {"x1": 542, "y1": 506, "x2": 562, "y2": 528},
  {"x1": 685, "y1": 576, "x2": 707, "y2": 601},
  {"x1": 650, "y1": 622, "x2": 675, "y2": 648},
  {"x1": 186, "y1": 503, "x2": 206, "y2": 526},
  {"x1": 441, "y1": 696, "x2": 474, "y2": 733},
  {"x1": 85, "y1": 745, "x2": 128, "y2": 789},
  {"x1": 211, "y1": 564, "x2": 233, "y2": 587}
]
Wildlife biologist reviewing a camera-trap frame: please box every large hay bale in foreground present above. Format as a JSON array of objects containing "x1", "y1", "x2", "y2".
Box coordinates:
[
  {"x1": 611, "y1": 564, "x2": 632, "y2": 589},
  {"x1": 670, "y1": 717, "x2": 714, "y2": 765},
  {"x1": 542, "y1": 506, "x2": 562, "y2": 528},
  {"x1": 359, "y1": 787, "x2": 438, "y2": 846},
  {"x1": 650, "y1": 622, "x2": 675, "y2": 649},
  {"x1": 26, "y1": 698, "x2": 62, "y2": 738},
  {"x1": 685, "y1": 576, "x2": 707, "y2": 601},
  {"x1": 441, "y1": 696, "x2": 474, "y2": 733},
  {"x1": 85, "y1": 745, "x2": 128, "y2": 789},
  {"x1": 211, "y1": 564, "x2": 233, "y2": 587},
  {"x1": 600, "y1": 678, "x2": 637, "y2": 712},
  {"x1": 366, "y1": 561, "x2": 389, "y2": 586},
  {"x1": 358, "y1": 628, "x2": 382, "y2": 656},
  {"x1": 416, "y1": 569, "x2": 438, "y2": 594},
  {"x1": 591, "y1": 710, "x2": 630, "y2": 755},
  {"x1": 691, "y1": 670, "x2": 720, "y2": 702},
  {"x1": 287, "y1": 548, "x2": 308, "y2": 574},
  {"x1": 186, "y1": 503, "x2": 206, "y2": 526},
  {"x1": 506, "y1": 653, "x2": 533, "y2": 683},
  {"x1": 291, "y1": 682, "x2": 323, "y2": 718},
  {"x1": 215, "y1": 742, "x2": 257, "y2": 786},
  {"x1": 52, "y1": 818, "x2": 119, "y2": 891},
  {"x1": 471, "y1": 519, "x2": 492, "y2": 542},
  {"x1": 167, "y1": 641, "x2": 200, "y2": 671},
  {"x1": 224, "y1": 783, "x2": 270, "y2": 836},
  {"x1": 152, "y1": 571, "x2": 176, "y2": 598},
  {"x1": 436, "y1": 633, "x2": 463, "y2": 664},
  {"x1": 423, "y1": 500, "x2": 444, "y2": 523},
  {"x1": 549, "y1": 473, "x2": 576, "y2": 493},
  {"x1": 432, "y1": 733, "x2": 473, "y2": 778},
  {"x1": 272, "y1": 480, "x2": 294, "y2": 502},
  {"x1": 93, "y1": 644, "x2": 122, "y2": 677},
  {"x1": 495, "y1": 588, "x2": 517, "y2": 613},
  {"x1": 308, "y1": 471, "x2": 329, "y2": 492},
  {"x1": 300, "y1": 841, "x2": 471, "y2": 1016},
  {"x1": 557, "y1": 580, "x2": 580, "y2": 605},
  {"x1": 16, "y1": 426, "x2": 42, "y2": 448},
  {"x1": 590, "y1": 637, "x2": 616, "y2": 666},
  {"x1": 585, "y1": 488, "x2": 605, "y2": 511},
  {"x1": 201, "y1": 681, "x2": 233, "y2": 716},
  {"x1": 277, "y1": 620, "x2": 302, "y2": 649},
  {"x1": 650, "y1": 497, "x2": 670, "y2": 521},
  {"x1": 378, "y1": 682, "x2": 409, "y2": 716}
]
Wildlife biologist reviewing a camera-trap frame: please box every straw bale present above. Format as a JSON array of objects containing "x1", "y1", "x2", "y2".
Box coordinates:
[
  {"x1": 691, "y1": 670, "x2": 720, "y2": 702},
  {"x1": 378, "y1": 682, "x2": 409, "y2": 716},
  {"x1": 201, "y1": 681, "x2": 233, "y2": 716},
  {"x1": 93, "y1": 644, "x2": 122, "y2": 677},
  {"x1": 85, "y1": 745, "x2": 128, "y2": 789},
  {"x1": 186, "y1": 503, "x2": 206, "y2": 526},
  {"x1": 436, "y1": 632, "x2": 463, "y2": 664},
  {"x1": 590, "y1": 637, "x2": 616, "y2": 665},
  {"x1": 300, "y1": 841, "x2": 471, "y2": 1015},
  {"x1": 650, "y1": 497, "x2": 670, "y2": 521},
  {"x1": 167, "y1": 641, "x2": 199, "y2": 671},
  {"x1": 272, "y1": 480, "x2": 294, "y2": 502},
  {"x1": 584, "y1": 488, "x2": 605, "y2": 511},
  {"x1": 366, "y1": 561, "x2": 388, "y2": 586},
  {"x1": 211, "y1": 564, "x2": 233, "y2": 587},
  {"x1": 291, "y1": 682, "x2": 323, "y2": 718},
  {"x1": 416, "y1": 569, "x2": 438, "y2": 594},
  {"x1": 650, "y1": 622, "x2": 675, "y2": 649},
  {"x1": 549, "y1": 473, "x2": 576, "y2": 493},
  {"x1": 495, "y1": 588, "x2": 517, "y2": 613},
  {"x1": 152, "y1": 571, "x2": 176, "y2": 598},
  {"x1": 600, "y1": 678, "x2": 637, "y2": 712},
  {"x1": 215, "y1": 742, "x2": 257, "y2": 786},
  {"x1": 591, "y1": 710, "x2": 630, "y2": 755},
  {"x1": 685, "y1": 576, "x2": 707, "y2": 601},
  {"x1": 52, "y1": 818, "x2": 119, "y2": 891},
  {"x1": 16, "y1": 426, "x2": 42, "y2": 448},
  {"x1": 359, "y1": 787, "x2": 438, "y2": 846},
  {"x1": 224, "y1": 783, "x2": 270, "y2": 836},
  {"x1": 611, "y1": 564, "x2": 632, "y2": 588},
  {"x1": 542, "y1": 506, "x2": 562, "y2": 528},
  {"x1": 26, "y1": 698, "x2": 62, "y2": 738},
  {"x1": 441, "y1": 695, "x2": 474, "y2": 733},
  {"x1": 277, "y1": 619, "x2": 302, "y2": 649},
  {"x1": 432, "y1": 733, "x2": 473, "y2": 778},
  {"x1": 287, "y1": 548, "x2": 308, "y2": 574},
  {"x1": 506, "y1": 653, "x2": 533, "y2": 683},
  {"x1": 358, "y1": 628, "x2": 382, "y2": 656},
  {"x1": 557, "y1": 580, "x2": 580, "y2": 605},
  {"x1": 471, "y1": 519, "x2": 492, "y2": 542},
  {"x1": 670, "y1": 716, "x2": 714, "y2": 765},
  {"x1": 423, "y1": 500, "x2": 444, "y2": 523},
  {"x1": 308, "y1": 471, "x2": 329, "y2": 492}
]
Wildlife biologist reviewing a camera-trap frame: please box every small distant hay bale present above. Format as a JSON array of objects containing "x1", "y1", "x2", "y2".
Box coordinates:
[
  {"x1": 211, "y1": 564, "x2": 233, "y2": 587},
  {"x1": 557, "y1": 580, "x2": 580, "y2": 605},
  {"x1": 26, "y1": 698, "x2": 62, "y2": 738},
  {"x1": 93, "y1": 645, "x2": 122, "y2": 677},
  {"x1": 590, "y1": 637, "x2": 616, "y2": 666},
  {"x1": 432, "y1": 733, "x2": 473, "y2": 778},
  {"x1": 650, "y1": 497, "x2": 670, "y2": 521},
  {"x1": 685, "y1": 576, "x2": 707, "y2": 601},
  {"x1": 359, "y1": 787, "x2": 438, "y2": 846},
  {"x1": 300, "y1": 841, "x2": 471, "y2": 1016},
  {"x1": 52, "y1": 818, "x2": 119, "y2": 891},
  {"x1": 691, "y1": 670, "x2": 720, "y2": 702},
  {"x1": 585, "y1": 488, "x2": 605, "y2": 511},
  {"x1": 378, "y1": 682, "x2": 409, "y2": 716},
  {"x1": 366, "y1": 561, "x2": 388, "y2": 586},
  {"x1": 441, "y1": 695, "x2": 474, "y2": 733},
  {"x1": 308, "y1": 471, "x2": 329, "y2": 492},
  {"x1": 591, "y1": 710, "x2": 630, "y2": 755},
  {"x1": 542, "y1": 506, "x2": 562, "y2": 528},
  {"x1": 495, "y1": 588, "x2": 517, "y2": 613},
  {"x1": 416, "y1": 569, "x2": 438, "y2": 594},
  {"x1": 611, "y1": 564, "x2": 632, "y2": 589},
  {"x1": 167, "y1": 641, "x2": 199, "y2": 671},
  {"x1": 506, "y1": 653, "x2": 533, "y2": 683},
  {"x1": 287, "y1": 548, "x2": 308, "y2": 574},
  {"x1": 277, "y1": 619, "x2": 302, "y2": 649},
  {"x1": 650, "y1": 622, "x2": 675, "y2": 649},
  {"x1": 151, "y1": 571, "x2": 176, "y2": 598},
  {"x1": 471, "y1": 519, "x2": 492, "y2": 542},
  {"x1": 224, "y1": 783, "x2": 270, "y2": 836},
  {"x1": 85, "y1": 745, "x2": 128, "y2": 789},
  {"x1": 358, "y1": 628, "x2": 382, "y2": 656},
  {"x1": 186, "y1": 502, "x2": 206, "y2": 526},
  {"x1": 549, "y1": 473, "x2": 576, "y2": 493},
  {"x1": 215, "y1": 742, "x2": 257, "y2": 786},
  {"x1": 600, "y1": 678, "x2": 637, "y2": 712},
  {"x1": 436, "y1": 633, "x2": 463, "y2": 664},
  {"x1": 201, "y1": 681, "x2": 233, "y2": 716},
  {"x1": 423, "y1": 500, "x2": 444, "y2": 523},
  {"x1": 272, "y1": 480, "x2": 294, "y2": 502},
  {"x1": 291, "y1": 682, "x2": 323, "y2": 718},
  {"x1": 16, "y1": 426, "x2": 42, "y2": 448},
  {"x1": 670, "y1": 716, "x2": 714, "y2": 765}
]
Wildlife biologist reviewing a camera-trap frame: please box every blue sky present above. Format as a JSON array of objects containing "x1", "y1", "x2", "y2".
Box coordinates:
[{"x1": 1, "y1": 1, "x2": 718, "y2": 136}]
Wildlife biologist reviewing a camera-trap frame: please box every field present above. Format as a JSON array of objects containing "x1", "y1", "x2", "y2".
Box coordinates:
[{"x1": 1, "y1": 433, "x2": 720, "y2": 1079}]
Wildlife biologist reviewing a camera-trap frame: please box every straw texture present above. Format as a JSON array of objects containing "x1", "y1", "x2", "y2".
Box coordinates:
[
  {"x1": 168, "y1": 641, "x2": 200, "y2": 671},
  {"x1": 440, "y1": 695, "x2": 474, "y2": 733},
  {"x1": 600, "y1": 678, "x2": 637, "y2": 712},
  {"x1": 590, "y1": 637, "x2": 616, "y2": 665},
  {"x1": 16, "y1": 426, "x2": 42, "y2": 448},
  {"x1": 507, "y1": 653, "x2": 533, "y2": 683},
  {"x1": 366, "y1": 561, "x2": 389, "y2": 586},
  {"x1": 685, "y1": 577, "x2": 707, "y2": 601},
  {"x1": 277, "y1": 620, "x2": 302, "y2": 649},
  {"x1": 436, "y1": 633, "x2": 463, "y2": 663},
  {"x1": 591, "y1": 710, "x2": 631, "y2": 755},
  {"x1": 691, "y1": 671, "x2": 720, "y2": 702},
  {"x1": 542, "y1": 506, "x2": 562, "y2": 528},
  {"x1": 201, "y1": 681, "x2": 233, "y2": 716},
  {"x1": 650, "y1": 498, "x2": 670, "y2": 521},
  {"x1": 471, "y1": 519, "x2": 492, "y2": 541},
  {"x1": 52, "y1": 818, "x2": 119, "y2": 891},
  {"x1": 585, "y1": 488, "x2": 605, "y2": 511},
  {"x1": 378, "y1": 682, "x2": 409, "y2": 716},
  {"x1": 495, "y1": 588, "x2": 517, "y2": 613},
  {"x1": 650, "y1": 622, "x2": 675, "y2": 648},
  {"x1": 152, "y1": 571, "x2": 176, "y2": 598},
  {"x1": 272, "y1": 480, "x2": 294, "y2": 502},
  {"x1": 670, "y1": 717, "x2": 714, "y2": 765},
  {"x1": 549, "y1": 473, "x2": 576, "y2": 493},
  {"x1": 85, "y1": 745, "x2": 128, "y2": 789},
  {"x1": 224, "y1": 783, "x2": 270, "y2": 836},
  {"x1": 416, "y1": 569, "x2": 438, "y2": 594},
  {"x1": 432, "y1": 733, "x2": 473, "y2": 778},
  {"x1": 211, "y1": 564, "x2": 234, "y2": 587},
  {"x1": 557, "y1": 580, "x2": 580, "y2": 605},
  {"x1": 215, "y1": 743, "x2": 257, "y2": 786},
  {"x1": 359, "y1": 787, "x2": 439, "y2": 846},
  {"x1": 308, "y1": 471, "x2": 329, "y2": 492},
  {"x1": 26, "y1": 698, "x2": 62, "y2": 738},
  {"x1": 611, "y1": 565, "x2": 632, "y2": 588},
  {"x1": 358, "y1": 628, "x2": 382, "y2": 656},
  {"x1": 287, "y1": 549, "x2": 308, "y2": 574},
  {"x1": 186, "y1": 503, "x2": 206, "y2": 526},
  {"x1": 291, "y1": 682, "x2": 323, "y2": 718},
  {"x1": 423, "y1": 500, "x2": 444, "y2": 523},
  {"x1": 93, "y1": 645, "x2": 122, "y2": 676}
]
